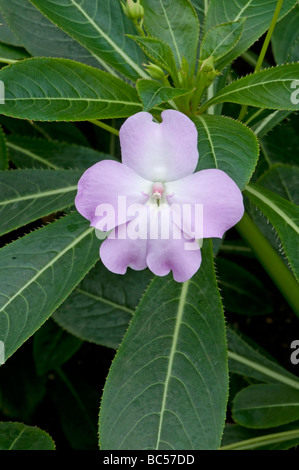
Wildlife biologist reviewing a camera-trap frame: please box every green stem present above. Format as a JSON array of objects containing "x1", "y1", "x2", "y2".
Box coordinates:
[
  {"x1": 236, "y1": 211, "x2": 299, "y2": 317},
  {"x1": 220, "y1": 429, "x2": 299, "y2": 450},
  {"x1": 0, "y1": 57, "x2": 18, "y2": 64},
  {"x1": 238, "y1": 0, "x2": 284, "y2": 121},
  {"x1": 88, "y1": 119, "x2": 119, "y2": 136}
]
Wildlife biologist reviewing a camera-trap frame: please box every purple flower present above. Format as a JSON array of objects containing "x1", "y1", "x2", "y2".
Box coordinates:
[{"x1": 75, "y1": 110, "x2": 244, "y2": 282}]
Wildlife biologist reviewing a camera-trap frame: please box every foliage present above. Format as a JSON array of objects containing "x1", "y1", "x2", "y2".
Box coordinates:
[{"x1": 0, "y1": 0, "x2": 298, "y2": 451}]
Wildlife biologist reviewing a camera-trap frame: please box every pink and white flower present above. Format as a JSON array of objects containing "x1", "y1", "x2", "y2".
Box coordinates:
[{"x1": 75, "y1": 110, "x2": 244, "y2": 282}]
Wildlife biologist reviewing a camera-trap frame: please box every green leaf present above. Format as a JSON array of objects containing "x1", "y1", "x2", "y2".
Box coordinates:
[
  {"x1": 0, "y1": 0, "x2": 101, "y2": 68},
  {"x1": 0, "y1": 10, "x2": 23, "y2": 47},
  {"x1": 128, "y1": 35, "x2": 178, "y2": 82},
  {"x1": 232, "y1": 384, "x2": 299, "y2": 429},
  {"x1": 245, "y1": 183, "x2": 299, "y2": 282},
  {"x1": 216, "y1": 258, "x2": 273, "y2": 315},
  {"x1": 0, "y1": 125, "x2": 8, "y2": 170},
  {"x1": 221, "y1": 422, "x2": 299, "y2": 450},
  {"x1": 200, "y1": 65, "x2": 299, "y2": 112},
  {"x1": 29, "y1": 0, "x2": 147, "y2": 79},
  {"x1": 0, "y1": 58, "x2": 142, "y2": 121},
  {"x1": 137, "y1": 79, "x2": 191, "y2": 111},
  {"x1": 272, "y1": 5, "x2": 299, "y2": 64},
  {"x1": 0, "y1": 212, "x2": 99, "y2": 360},
  {"x1": 227, "y1": 328, "x2": 299, "y2": 390},
  {"x1": 204, "y1": 0, "x2": 297, "y2": 70},
  {"x1": 51, "y1": 370, "x2": 98, "y2": 449},
  {"x1": 142, "y1": 0, "x2": 200, "y2": 72},
  {"x1": 0, "y1": 169, "x2": 81, "y2": 236},
  {"x1": 194, "y1": 114, "x2": 259, "y2": 189},
  {"x1": 200, "y1": 19, "x2": 245, "y2": 64},
  {"x1": 53, "y1": 264, "x2": 152, "y2": 349},
  {"x1": 99, "y1": 241, "x2": 228, "y2": 450},
  {"x1": 251, "y1": 110, "x2": 291, "y2": 138},
  {"x1": 258, "y1": 165, "x2": 299, "y2": 204},
  {"x1": 33, "y1": 318, "x2": 82, "y2": 376},
  {"x1": 190, "y1": 0, "x2": 206, "y2": 26},
  {"x1": 0, "y1": 43, "x2": 29, "y2": 63},
  {"x1": 261, "y1": 113, "x2": 299, "y2": 166},
  {"x1": 0, "y1": 422, "x2": 55, "y2": 450},
  {"x1": 6, "y1": 136, "x2": 111, "y2": 170},
  {"x1": 0, "y1": 117, "x2": 90, "y2": 146}
]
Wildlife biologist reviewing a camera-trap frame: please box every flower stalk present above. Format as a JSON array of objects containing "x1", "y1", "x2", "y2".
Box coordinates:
[{"x1": 236, "y1": 211, "x2": 299, "y2": 317}]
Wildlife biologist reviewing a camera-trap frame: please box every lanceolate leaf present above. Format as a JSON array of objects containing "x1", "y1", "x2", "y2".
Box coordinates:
[
  {"x1": 128, "y1": 36, "x2": 178, "y2": 83},
  {"x1": 272, "y1": 5, "x2": 299, "y2": 64},
  {"x1": 261, "y1": 113, "x2": 299, "y2": 167},
  {"x1": 99, "y1": 241, "x2": 228, "y2": 450},
  {"x1": 0, "y1": 0, "x2": 101, "y2": 68},
  {"x1": 245, "y1": 183, "x2": 299, "y2": 282},
  {"x1": 221, "y1": 422, "x2": 299, "y2": 450},
  {"x1": 194, "y1": 115, "x2": 259, "y2": 189},
  {"x1": 190, "y1": 0, "x2": 206, "y2": 26},
  {"x1": 0, "y1": 125, "x2": 8, "y2": 170},
  {"x1": 200, "y1": 19, "x2": 245, "y2": 64},
  {"x1": 0, "y1": 10, "x2": 23, "y2": 47},
  {"x1": 33, "y1": 319, "x2": 82, "y2": 376},
  {"x1": 258, "y1": 165, "x2": 299, "y2": 204},
  {"x1": 54, "y1": 264, "x2": 153, "y2": 349},
  {"x1": 232, "y1": 384, "x2": 299, "y2": 429},
  {"x1": 0, "y1": 422, "x2": 55, "y2": 450},
  {"x1": 216, "y1": 258, "x2": 272, "y2": 315},
  {"x1": 0, "y1": 58, "x2": 142, "y2": 121},
  {"x1": 137, "y1": 80, "x2": 191, "y2": 111},
  {"x1": 6, "y1": 136, "x2": 112, "y2": 170},
  {"x1": 0, "y1": 169, "x2": 81, "y2": 236},
  {"x1": 29, "y1": 0, "x2": 147, "y2": 80},
  {"x1": 200, "y1": 65, "x2": 299, "y2": 113},
  {"x1": 227, "y1": 328, "x2": 299, "y2": 390},
  {"x1": 142, "y1": 0, "x2": 200, "y2": 72},
  {"x1": 0, "y1": 212, "x2": 99, "y2": 360},
  {"x1": 204, "y1": 0, "x2": 297, "y2": 70}
]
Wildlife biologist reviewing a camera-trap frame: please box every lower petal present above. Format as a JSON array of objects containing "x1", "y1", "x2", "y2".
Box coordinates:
[
  {"x1": 147, "y1": 233, "x2": 202, "y2": 282},
  {"x1": 99, "y1": 207, "x2": 148, "y2": 274}
]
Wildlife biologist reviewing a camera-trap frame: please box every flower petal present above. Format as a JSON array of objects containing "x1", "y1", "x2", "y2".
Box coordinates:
[
  {"x1": 119, "y1": 110, "x2": 199, "y2": 182},
  {"x1": 75, "y1": 160, "x2": 151, "y2": 231},
  {"x1": 166, "y1": 169, "x2": 244, "y2": 239},
  {"x1": 146, "y1": 204, "x2": 202, "y2": 282},
  {"x1": 147, "y1": 234, "x2": 202, "y2": 282},
  {"x1": 100, "y1": 207, "x2": 148, "y2": 274}
]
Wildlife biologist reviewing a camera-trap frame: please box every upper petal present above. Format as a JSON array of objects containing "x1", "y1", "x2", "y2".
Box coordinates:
[
  {"x1": 75, "y1": 160, "x2": 151, "y2": 231},
  {"x1": 119, "y1": 110, "x2": 199, "y2": 182},
  {"x1": 166, "y1": 169, "x2": 244, "y2": 239}
]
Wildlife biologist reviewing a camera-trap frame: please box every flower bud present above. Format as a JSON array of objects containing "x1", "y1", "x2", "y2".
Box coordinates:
[
  {"x1": 121, "y1": 0, "x2": 144, "y2": 21},
  {"x1": 144, "y1": 62, "x2": 167, "y2": 80}
]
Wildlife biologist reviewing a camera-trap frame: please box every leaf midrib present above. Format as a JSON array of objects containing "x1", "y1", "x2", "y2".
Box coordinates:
[
  {"x1": 0, "y1": 225, "x2": 94, "y2": 315},
  {"x1": 209, "y1": 76, "x2": 298, "y2": 105},
  {"x1": 228, "y1": 350, "x2": 299, "y2": 391},
  {"x1": 155, "y1": 280, "x2": 189, "y2": 449},
  {"x1": 68, "y1": 0, "x2": 148, "y2": 78},
  {"x1": 157, "y1": 0, "x2": 181, "y2": 66},
  {"x1": 245, "y1": 185, "x2": 299, "y2": 235},
  {"x1": 0, "y1": 184, "x2": 78, "y2": 206},
  {"x1": 7, "y1": 142, "x2": 59, "y2": 169}
]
